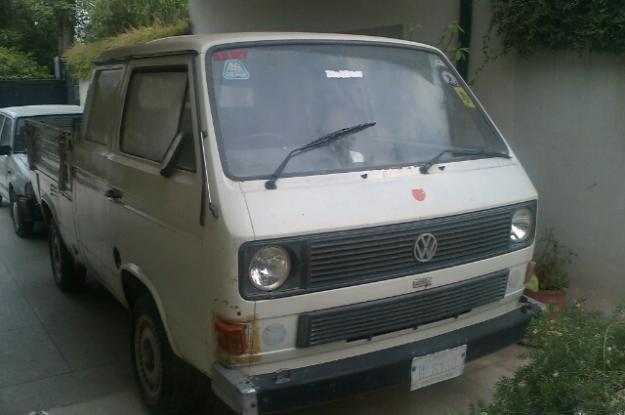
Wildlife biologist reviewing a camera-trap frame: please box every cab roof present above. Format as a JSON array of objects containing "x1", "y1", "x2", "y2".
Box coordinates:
[
  {"x1": 0, "y1": 105, "x2": 82, "y2": 119},
  {"x1": 95, "y1": 32, "x2": 436, "y2": 65}
]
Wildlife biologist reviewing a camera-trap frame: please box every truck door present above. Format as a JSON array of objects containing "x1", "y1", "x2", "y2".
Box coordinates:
[
  {"x1": 73, "y1": 67, "x2": 125, "y2": 292},
  {"x1": 107, "y1": 56, "x2": 204, "y2": 350},
  {"x1": 0, "y1": 116, "x2": 13, "y2": 198}
]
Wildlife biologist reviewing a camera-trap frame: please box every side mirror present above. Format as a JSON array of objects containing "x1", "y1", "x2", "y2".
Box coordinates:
[{"x1": 0, "y1": 145, "x2": 11, "y2": 156}]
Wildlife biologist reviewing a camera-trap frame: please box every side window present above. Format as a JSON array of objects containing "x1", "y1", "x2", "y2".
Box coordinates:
[
  {"x1": 121, "y1": 70, "x2": 191, "y2": 164},
  {"x1": 0, "y1": 116, "x2": 6, "y2": 146},
  {"x1": 86, "y1": 68, "x2": 123, "y2": 145},
  {"x1": 0, "y1": 117, "x2": 14, "y2": 147}
]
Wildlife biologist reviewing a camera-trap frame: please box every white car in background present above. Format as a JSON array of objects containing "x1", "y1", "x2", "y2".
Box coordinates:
[{"x1": 0, "y1": 105, "x2": 82, "y2": 236}]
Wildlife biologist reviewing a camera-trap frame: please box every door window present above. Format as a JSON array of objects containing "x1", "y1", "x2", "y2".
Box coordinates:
[
  {"x1": 0, "y1": 116, "x2": 6, "y2": 146},
  {"x1": 0, "y1": 117, "x2": 14, "y2": 147},
  {"x1": 120, "y1": 69, "x2": 192, "y2": 165},
  {"x1": 86, "y1": 68, "x2": 123, "y2": 145}
]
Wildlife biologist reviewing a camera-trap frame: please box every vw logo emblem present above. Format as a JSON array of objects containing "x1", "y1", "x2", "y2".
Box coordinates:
[{"x1": 414, "y1": 233, "x2": 438, "y2": 263}]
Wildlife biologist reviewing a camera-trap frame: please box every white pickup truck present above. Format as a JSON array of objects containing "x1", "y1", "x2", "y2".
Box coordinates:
[
  {"x1": 0, "y1": 105, "x2": 81, "y2": 236},
  {"x1": 28, "y1": 33, "x2": 540, "y2": 415}
]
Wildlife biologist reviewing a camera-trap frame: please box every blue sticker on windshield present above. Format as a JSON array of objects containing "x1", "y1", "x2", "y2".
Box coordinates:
[{"x1": 223, "y1": 59, "x2": 250, "y2": 80}]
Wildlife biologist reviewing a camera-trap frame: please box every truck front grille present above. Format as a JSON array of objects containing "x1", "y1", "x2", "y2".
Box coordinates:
[
  {"x1": 296, "y1": 270, "x2": 508, "y2": 348},
  {"x1": 308, "y1": 204, "x2": 520, "y2": 290}
]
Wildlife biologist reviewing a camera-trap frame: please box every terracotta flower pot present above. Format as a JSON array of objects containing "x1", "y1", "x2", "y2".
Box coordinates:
[{"x1": 526, "y1": 289, "x2": 566, "y2": 310}]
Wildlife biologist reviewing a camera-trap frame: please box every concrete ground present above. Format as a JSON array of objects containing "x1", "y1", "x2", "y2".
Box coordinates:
[{"x1": 0, "y1": 204, "x2": 526, "y2": 415}]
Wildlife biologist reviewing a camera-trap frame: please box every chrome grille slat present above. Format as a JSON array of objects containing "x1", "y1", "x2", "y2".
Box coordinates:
[
  {"x1": 297, "y1": 271, "x2": 509, "y2": 347},
  {"x1": 308, "y1": 207, "x2": 515, "y2": 289}
]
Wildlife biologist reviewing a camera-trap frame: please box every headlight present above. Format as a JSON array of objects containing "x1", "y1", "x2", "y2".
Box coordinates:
[
  {"x1": 511, "y1": 207, "x2": 533, "y2": 242},
  {"x1": 248, "y1": 246, "x2": 291, "y2": 291}
]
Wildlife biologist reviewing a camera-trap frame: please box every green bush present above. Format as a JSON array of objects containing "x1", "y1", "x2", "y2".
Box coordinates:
[
  {"x1": 491, "y1": 0, "x2": 625, "y2": 55},
  {"x1": 0, "y1": 47, "x2": 51, "y2": 80},
  {"x1": 467, "y1": 301, "x2": 625, "y2": 415},
  {"x1": 85, "y1": 0, "x2": 188, "y2": 41},
  {"x1": 64, "y1": 19, "x2": 190, "y2": 80}
]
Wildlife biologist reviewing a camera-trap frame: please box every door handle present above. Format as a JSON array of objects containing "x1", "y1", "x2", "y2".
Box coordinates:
[{"x1": 104, "y1": 188, "x2": 123, "y2": 199}]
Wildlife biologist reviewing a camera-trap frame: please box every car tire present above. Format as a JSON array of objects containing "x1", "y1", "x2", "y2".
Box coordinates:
[
  {"x1": 131, "y1": 294, "x2": 209, "y2": 415},
  {"x1": 10, "y1": 192, "x2": 34, "y2": 238},
  {"x1": 49, "y1": 220, "x2": 86, "y2": 292}
]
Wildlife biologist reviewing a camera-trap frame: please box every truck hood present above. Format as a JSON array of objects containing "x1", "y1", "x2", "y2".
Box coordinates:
[{"x1": 240, "y1": 158, "x2": 537, "y2": 240}]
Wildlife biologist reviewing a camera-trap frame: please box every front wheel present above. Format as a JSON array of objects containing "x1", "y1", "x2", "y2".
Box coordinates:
[
  {"x1": 10, "y1": 193, "x2": 34, "y2": 237},
  {"x1": 131, "y1": 295, "x2": 208, "y2": 414},
  {"x1": 49, "y1": 221, "x2": 85, "y2": 292}
]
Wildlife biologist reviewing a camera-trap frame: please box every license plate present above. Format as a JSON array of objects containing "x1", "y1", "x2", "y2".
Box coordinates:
[{"x1": 410, "y1": 344, "x2": 467, "y2": 391}]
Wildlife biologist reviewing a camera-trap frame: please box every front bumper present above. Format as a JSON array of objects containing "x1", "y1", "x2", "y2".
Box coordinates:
[{"x1": 212, "y1": 301, "x2": 541, "y2": 415}]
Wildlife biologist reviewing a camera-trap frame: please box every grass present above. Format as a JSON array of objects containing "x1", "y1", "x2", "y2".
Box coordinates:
[{"x1": 63, "y1": 19, "x2": 190, "y2": 80}]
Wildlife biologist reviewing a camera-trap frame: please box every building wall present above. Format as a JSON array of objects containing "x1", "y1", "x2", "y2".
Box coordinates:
[
  {"x1": 189, "y1": 0, "x2": 458, "y2": 46},
  {"x1": 470, "y1": 4, "x2": 625, "y2": 310}
]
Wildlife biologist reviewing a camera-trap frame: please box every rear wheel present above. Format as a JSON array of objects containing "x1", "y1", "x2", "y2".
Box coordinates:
[
  {"x1": 49, "y1": 220, "x2": 85, "y2": 292},
  {"x1": 131, "y1": 295, "x2": 208, "y2": 414},
  {"x1": 10, "y1": 191, "x2": 34, "y2": 237}
]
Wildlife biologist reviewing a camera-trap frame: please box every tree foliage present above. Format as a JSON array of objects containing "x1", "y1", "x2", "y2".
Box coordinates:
[
  {"x1": 491, "y1": 0, "x2": 625, "y2": 55},
  {"x1": 84, "y1": 0, "x2": 188, "y2": 41},
  {"x1": 0, "y1": 47, "x2": 51, "y2": 80},
  {"x1": 0, "y1": 0, "x2": 61, "y2": 71}
]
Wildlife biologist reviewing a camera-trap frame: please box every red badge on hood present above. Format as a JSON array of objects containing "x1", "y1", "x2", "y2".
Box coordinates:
[{"x1": 412, "y1": 188, "x2": 426, "y2": 202}]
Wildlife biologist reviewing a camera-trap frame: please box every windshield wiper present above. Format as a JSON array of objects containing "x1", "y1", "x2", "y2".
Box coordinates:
[
  {"x1": 419, "y1": 148, "x2": 511, "y2": 175},
  {"x1": 264, "y1": 122, "x2": 376, "y2": 189}
]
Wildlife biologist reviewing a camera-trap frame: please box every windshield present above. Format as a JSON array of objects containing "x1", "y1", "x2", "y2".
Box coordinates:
[
  {"x1": 208, "y1": 43, "x2": 507, "y2": 180},
  {"x1": 14, "y1": 115, "x2": 81, "y2": 153}
]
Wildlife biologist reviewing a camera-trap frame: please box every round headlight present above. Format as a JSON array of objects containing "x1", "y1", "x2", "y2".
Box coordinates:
[
  {"x1": 511, "y1": 208, "x2": 533, "y2": 242},
  {"x1": 248, "y1": 246, "x2": 291, "y2": 291}
]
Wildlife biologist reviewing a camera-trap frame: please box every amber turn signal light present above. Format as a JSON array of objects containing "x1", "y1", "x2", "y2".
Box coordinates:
[{"x1": 215, "y1": 319, "x2": 248, "y2": 355}]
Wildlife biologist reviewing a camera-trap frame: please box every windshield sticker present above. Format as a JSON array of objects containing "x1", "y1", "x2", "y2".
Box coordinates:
[
  {"x1": 325, "y1": 70, "x2": 363, "y2": 79},
  {"x1": 213, "y1": 49, "x2": 249, "y2": 61},
  {"x1": 223, "y1": 59, "x2": 250, "y2": 80},
  {"x1": 454, "y1": 86, "x2": 476, "y2": 108},
  {"x1": 441, "y1": 71, "x2": 459, "y2": 86}
]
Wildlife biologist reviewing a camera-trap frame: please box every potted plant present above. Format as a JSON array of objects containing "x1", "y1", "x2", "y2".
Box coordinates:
[{"x1": 525, "y1": 228, "x2": 576, "y2": 309}]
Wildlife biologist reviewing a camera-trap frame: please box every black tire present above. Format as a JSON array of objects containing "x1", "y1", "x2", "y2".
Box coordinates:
[
  {"x1": 10, "y1": 191, "x2": 34, "y2": 238},
  {"x1": 49, "y1": 220, "x2": 86, "y2": 292},
  {"x1": 131, "y1": 295, "x2": 208, "y2": 415}
]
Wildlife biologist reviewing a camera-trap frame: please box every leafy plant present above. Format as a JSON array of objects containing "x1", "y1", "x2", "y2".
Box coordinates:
[
  {"x1": 63, "y1": 19, "x2": 190, "y2": 80},
  {"x1": 0, "y1": 47, "x2": 51, "y2": 80},
  {"x1": 466, "y1": 300, "x2": 625, "y2": 415},
  {"x1": 490, "y1": 0, "x2": 625, "y2": 56},
  {"x1": 534, "y1": 228, "x2": 577, "y2": 291},
  {"x1": 83, "y1": 0, "x2": 188, "y2": 41},
  {"x1": 407, "y1": 21, "x2": 469, "y2": 64}
]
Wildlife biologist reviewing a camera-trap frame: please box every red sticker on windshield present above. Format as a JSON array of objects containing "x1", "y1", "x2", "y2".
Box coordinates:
[
  {"x1": 412, "y1": 189, "x2": 426, "y2": 202},
  {"x1": 213, "y1": 49, "x2": 249, "y2": 61}
]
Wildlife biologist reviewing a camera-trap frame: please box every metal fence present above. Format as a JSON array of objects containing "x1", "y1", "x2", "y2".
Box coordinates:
[{"x1": 0, "y1": 79, "x2": 77, "y2": 108}]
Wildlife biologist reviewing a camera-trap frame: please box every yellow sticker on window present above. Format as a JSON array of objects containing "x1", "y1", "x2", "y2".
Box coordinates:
[{"x1": 454, "y1": 86, "x2": 475, "y2": 109}]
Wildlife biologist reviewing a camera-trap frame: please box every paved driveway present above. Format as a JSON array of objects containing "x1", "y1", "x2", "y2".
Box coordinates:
[{"x1": 0, "y1": 205, "x2": 524, "y2": 415}]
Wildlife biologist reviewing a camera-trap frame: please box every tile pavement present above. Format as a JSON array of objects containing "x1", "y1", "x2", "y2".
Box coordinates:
[{"x1": 0, "y1": 205, "x2": 524, "y2": 415}]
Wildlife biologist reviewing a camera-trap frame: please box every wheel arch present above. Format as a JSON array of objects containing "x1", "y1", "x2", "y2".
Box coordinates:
[
  {"x1": 121, "y1": 264, "x2": 181, "y2": 357},
  {"x1": 40, "y1": 196, "x2": 56, "y2": 225}
]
